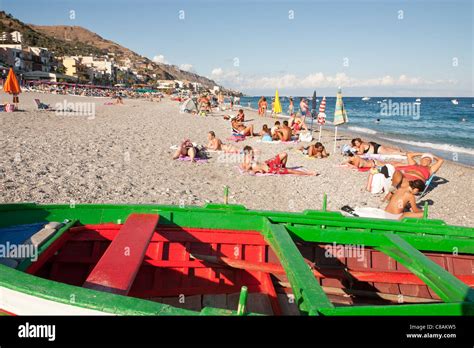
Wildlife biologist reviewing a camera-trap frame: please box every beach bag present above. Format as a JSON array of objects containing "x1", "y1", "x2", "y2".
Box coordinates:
[
  {"x1": 5, "y1": 103, "x2": 15, "y2": 112},
  {"x1": 298, "y1": 131, "x2": 312, "y2": 142}
]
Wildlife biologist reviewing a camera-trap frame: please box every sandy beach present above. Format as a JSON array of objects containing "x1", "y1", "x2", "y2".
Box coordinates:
[{"x1": 1, "y1": 91, "x2": 473, "y2": 227}]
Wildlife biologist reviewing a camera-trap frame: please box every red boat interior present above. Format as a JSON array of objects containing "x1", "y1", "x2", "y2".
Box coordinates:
[{"x1": 27, "y1": 214, "x2": 474, "y2": 315}]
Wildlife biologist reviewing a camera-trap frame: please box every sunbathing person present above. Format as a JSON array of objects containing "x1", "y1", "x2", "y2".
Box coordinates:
[
  {"x1": 172, "y1": 139, "x2": 197, "y2": 162},
  {"x1": 346, "y1": 153, "x2": 378, "y2": 168},
  {"x1": 351, "y1": 138, "x2": 403, "y2": 155},
  {"x1": 241, "y1": 146, "x2": 316, "y2": 176},
  {"x1": 385, "y1": 179, "x2": 426, "y2": 219},
  {"x1": 289, "y1": 113, "x2": 308, "y2": 133},
  {"x1": 231, "y1": 119, "x2": 256, "y2": 136},
  {"x1": 274, "y1": 121, "x2": 292, "y2": 141},
  {"x1": 299, "y1": 142, "x2": 330, "y2": 158},
  {"x1": 207, "y1": 131, "x2": 240, "y2": 153},
  {"x1": 385, "y1": 152, "x2": 444, "y2": 200}
]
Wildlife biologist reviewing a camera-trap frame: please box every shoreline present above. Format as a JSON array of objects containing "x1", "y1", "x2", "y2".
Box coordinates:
[{"x1": 1, "y1": 91, "x2": 473, "y2": 227}]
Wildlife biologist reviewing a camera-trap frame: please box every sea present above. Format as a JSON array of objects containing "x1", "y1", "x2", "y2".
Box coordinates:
[{"x1": 239, "y1": 96, "x2": 474, "y2": 167}]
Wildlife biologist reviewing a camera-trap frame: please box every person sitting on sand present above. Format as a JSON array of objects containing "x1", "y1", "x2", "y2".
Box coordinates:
[
  {"x1": 384, "y1": 179, "x2": 426, "y2": 219},
  {"x1": 231, "y1": 119, "x2": 256, "y2": 136},
  {"x1": 240, "y1": 146, "x2": 316, "y2": 176},
  {"x1": 207, "y1": 131, "x2": 240, "y2": 153},
  {"x1": 351, "y1": 138, "x2": 403, "y2": 155},
  {"x1": 299, "y1": 142, "x2": 329, "y2": 158},
  {"x1": 235, "y1": 109, "x2": 245, "y2": 122},
  {"x1": 270, "y1": 121, "x2": 281, "y2": 138},
  {"x1": 173, "y1": 139, "x2": 198, "y2": 162},
  {"x1": 289, "y1": 113, "x2": 308, "y2": 133},
  {"x1": 274, "y1": 121, "x2": 292, "y2": 141},
  {"x1": 259, "y1": 124, "x2": 273, "y2": 142}
]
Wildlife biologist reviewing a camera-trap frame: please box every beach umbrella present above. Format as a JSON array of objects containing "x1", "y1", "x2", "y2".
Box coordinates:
[
  {"x1": 317, "y1": 96, "x2": 327, "y2": 142},
  {"x1": 273, "y1": 89, "x2": 282, "y2": 116},
  {"x1": 3, "y1": 68, "x2": 21, "y2": 105},
  {"x1": 333, "y1": 87, "x2": 349, "y2": 153}
]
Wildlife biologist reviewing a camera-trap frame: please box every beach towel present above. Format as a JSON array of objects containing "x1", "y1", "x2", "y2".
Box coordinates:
[
  {"x1": 227, "y1": 135, "x2": 246, "y2": 142},
  {"x1": 256, "y1": 139, "x2": 299, "y2": 144},
  {"x1": 341, "y1": 206, "x2": 402, "y2": 220},
  {"x1": 178, "y1": 156, "x2": 208, "y2": 163},
  {"x1": 104, "y1": 101, "x2": 115, "y2": 105},
  {"x1": 362, "y1": 154, "x2": 407, "y2": 161},
  {"x1": 236, "y1": 166, "x2": 308, "y2": 177}
]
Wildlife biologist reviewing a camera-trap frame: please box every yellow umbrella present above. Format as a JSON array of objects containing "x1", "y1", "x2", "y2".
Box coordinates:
[{"x1": 273, "y1": 89, "x2": 282, "y2": 114}]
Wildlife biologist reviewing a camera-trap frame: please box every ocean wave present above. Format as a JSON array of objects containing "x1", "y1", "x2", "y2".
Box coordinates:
[
  {"x1": 381, "y1": 137, "x2": 474, "y2": 155},
  {"x1": 347, "y1": 126, "x2": 377, "y2": 135}
]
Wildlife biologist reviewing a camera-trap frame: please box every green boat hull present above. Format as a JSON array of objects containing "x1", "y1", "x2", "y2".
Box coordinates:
[{"x1": 0, "y1": 203, "x2": 473, "y2": 316}]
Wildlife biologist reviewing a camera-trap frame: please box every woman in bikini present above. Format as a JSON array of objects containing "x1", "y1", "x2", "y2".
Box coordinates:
[
  {"x1": 351, "y1": 138, "x2": 403, "y2": 155},
  {"x1": 241, "y1": 146, "x2": 316, "y2": 176}
]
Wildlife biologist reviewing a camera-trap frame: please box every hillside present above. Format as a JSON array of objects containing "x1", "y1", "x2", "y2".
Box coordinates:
[{"x1": 0, "y1": 11, "x2": 221, "y2": 89}]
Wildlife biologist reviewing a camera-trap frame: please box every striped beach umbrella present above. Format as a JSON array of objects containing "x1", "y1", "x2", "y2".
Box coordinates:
[{"x1": 317, "y1": 96, "x2": 327, "y2": 125}]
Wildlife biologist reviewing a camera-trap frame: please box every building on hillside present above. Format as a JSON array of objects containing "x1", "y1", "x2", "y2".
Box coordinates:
[
  {"x1": 28, "y1": 47, "x2": 56, "y2": 72},
  {"x1": 0, "y1": 31, "x2": 23, "y2": 43}
]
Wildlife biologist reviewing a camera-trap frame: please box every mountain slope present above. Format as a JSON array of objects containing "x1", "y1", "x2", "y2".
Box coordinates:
[{"x1": 0, "y1": 11, "x2": 220, "y2": 88}]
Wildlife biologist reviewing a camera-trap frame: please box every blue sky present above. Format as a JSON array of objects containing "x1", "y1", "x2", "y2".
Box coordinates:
[{"x1": 3, "y1": 0, "x2": 473, "y2": 96}]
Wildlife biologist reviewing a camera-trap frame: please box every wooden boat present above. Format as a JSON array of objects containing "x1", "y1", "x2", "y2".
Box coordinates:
[{"x1": 0, "y1": 202, "x2": 473, "y2": 316}]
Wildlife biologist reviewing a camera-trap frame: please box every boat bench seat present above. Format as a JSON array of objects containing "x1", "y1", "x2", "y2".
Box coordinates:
[{"x1": 83, "y1": 213, "x2": 159, "y2": 296}]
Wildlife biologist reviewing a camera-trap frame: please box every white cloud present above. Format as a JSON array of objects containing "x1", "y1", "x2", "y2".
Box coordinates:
[
  {"x1": 208, "y1": 69, "x2": 456, "y2": 91},
  {"x1": 179, "y1": 64, "x2": 194, "y2": 72},
  {"x1": 152, "y1": 54, "x2": 168, "y2": 64},
  {"x1": 211, "y1": 67, "x2": 224, "y2": 77}
]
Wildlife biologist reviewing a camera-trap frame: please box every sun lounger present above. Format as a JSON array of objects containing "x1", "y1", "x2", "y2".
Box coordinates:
[
  {"x1": 34, "y1": 99, "x2": 50, "y2": 110},
  {"x1": 417, "y1": 174, "x2": 435, "y2": 202}
]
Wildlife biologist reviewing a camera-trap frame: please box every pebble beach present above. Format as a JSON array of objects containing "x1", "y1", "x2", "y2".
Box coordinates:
[{"x1": 1, "y1": 91, "x2": 473, "y2": 227}]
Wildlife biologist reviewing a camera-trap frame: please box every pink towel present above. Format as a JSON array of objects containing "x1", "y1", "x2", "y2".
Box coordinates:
[{"x1": 178, "y1": 156, "x2": 208, "y2": 163}]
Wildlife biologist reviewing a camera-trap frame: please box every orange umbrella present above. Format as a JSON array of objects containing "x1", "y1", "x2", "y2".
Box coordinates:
[{"x1": 3, "y1": 68, "x2": 21, "y2": 104}]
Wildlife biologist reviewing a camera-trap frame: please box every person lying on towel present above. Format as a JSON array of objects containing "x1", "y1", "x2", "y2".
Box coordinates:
[{"x1": 240, "y1": 146, "x2": 316, "y2": 176}]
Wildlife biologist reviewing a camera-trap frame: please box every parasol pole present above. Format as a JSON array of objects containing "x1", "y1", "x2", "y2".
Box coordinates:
[{"x1": 333, "y1": 126, "x2": 338, "y2": 153}]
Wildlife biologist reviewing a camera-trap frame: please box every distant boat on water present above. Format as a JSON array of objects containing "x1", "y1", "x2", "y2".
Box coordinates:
[
  {"x1": 451, "y1": 99, "x2": 459, "y2": 105},
  {"x1": 415, "y1": 98, "x2": 421, "y2": 102},
  {"x1": 361, "y1": 97, "x2": 370, "y2": 101}
]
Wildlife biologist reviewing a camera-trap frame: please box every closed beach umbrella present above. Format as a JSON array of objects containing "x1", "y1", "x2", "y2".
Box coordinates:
[
  {"x1": 3, "y1": 68, "x2": 21, "y2": 105},
  {"x1": 309, "y1": 90, "x2": 317, "y2": 131},
  {"x1": 273, "y1": 89, "x2": 282, "y2": 114},
  {"x1": 333, "y1": 87, "x2": 349, "y2": 153}
]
